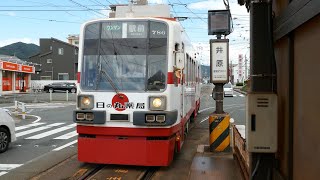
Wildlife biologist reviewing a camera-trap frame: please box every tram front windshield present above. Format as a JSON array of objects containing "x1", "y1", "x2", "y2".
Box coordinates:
[{"x1": 81, "y1": 21, "x2": 168, "y2": 92}]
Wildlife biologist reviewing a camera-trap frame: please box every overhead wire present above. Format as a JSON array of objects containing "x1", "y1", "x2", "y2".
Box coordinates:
[
  {"x1": 0, "y1": 13, "x2": 81, "y2": 24},
  {"x1": 68, "y1": 0, "x2": 107, "y2": 17},
  {"x1": 175, "y1": 0, "x2": 207, "y2": 24}
]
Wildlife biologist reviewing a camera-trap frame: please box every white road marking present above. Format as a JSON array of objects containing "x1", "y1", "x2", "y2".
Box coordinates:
[
  {"x1": 198, "y1": 107, "x2": 214, "y2": 113},
  {"x1": 15, "y1": 123, "x2": 65, "y2": 137},
  {"x1": 200, "y1": 117, "x2": 209, "y2": 124},
  {"x1": 239, "y1": 94, "x2": 245, "y2": 97},
  {"x1": 15, "y1": 122, "x2": 45, "y2": 131},
  {"x1": 31, "y1": 115, "x2": 42, "y2": 123},
  {"x1": 54, "y1": 131, "x2": 78, "y2": 140},
  {"x1": 27, "y1": 109, "x2": 34, "y2": 113},
  {"x1": 52, "y1": 140, "x2": 77, "y2": 151},
  {"x1": 0, "y1": 171, "x2": 7, "y2": 176},
  {"x1": 0, "y1": 164, "x2": 22, "y2": 171},
  {"x1": 26, "y1": 124, "x2": 76, "y2": 139}
]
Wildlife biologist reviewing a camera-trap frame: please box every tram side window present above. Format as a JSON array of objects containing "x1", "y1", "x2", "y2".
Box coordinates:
[
  {"x1": 147, "y1": 21, "x2": 167, "y2": 91},
  {"x1": 82, "y1": 23, "x2": 100, "y2": 89}
]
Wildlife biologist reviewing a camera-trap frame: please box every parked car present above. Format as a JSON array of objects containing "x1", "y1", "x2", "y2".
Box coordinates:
[
  {"x1": 223, "y1": 83, "x2": 234, "y2": 97},
  {"x1": 0, "y1": 108, "x2": 16, "y2": 153},
  {"x1": 43, "y1": 82, "x2": 77, "y2": 93}
]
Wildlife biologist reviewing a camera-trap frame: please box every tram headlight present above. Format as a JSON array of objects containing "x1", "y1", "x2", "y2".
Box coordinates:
[
  {"x1": 153, "y1": 98, "x2": 162, "y2": 107},
  {"x1": 149, "y1": 96, "x2": 166, "y2": 111},
  {"x1": 78, "y1": 95, "x2": 94, "y2": 110}
]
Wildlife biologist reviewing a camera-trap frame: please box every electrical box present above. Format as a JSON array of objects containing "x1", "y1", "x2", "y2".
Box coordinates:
[{"x1": 246, "y1": 93, "x2": 277, "y2": 153}]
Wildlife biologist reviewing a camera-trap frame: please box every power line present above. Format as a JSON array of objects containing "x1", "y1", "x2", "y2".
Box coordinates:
[
  {"x1": 0, "y1": 13, "x2": 81, "y2": 24},
  {"x1": 69, "y1": 0, "x2": 106, "y2": 17},
  {"x1": 175, "y1": 0, "x2": 207, "y2": 24},
  {"x1": 0, "y1": 9, "x2": 109, "y2": 11}
]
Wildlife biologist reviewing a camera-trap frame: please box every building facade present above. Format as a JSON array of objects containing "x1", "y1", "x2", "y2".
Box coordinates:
[
  {"x1": 0, "y1": 55, "x2": 35, "y2": 94},
  {"x1": 67, "y1": 34, "x2": 79, "y2": 47},
  {"x1": 273, "y1": 1, "x2": 320, "y2": 179},
  {"x1": 29, "y1": 38, "x2": 78, "y2": 80}
]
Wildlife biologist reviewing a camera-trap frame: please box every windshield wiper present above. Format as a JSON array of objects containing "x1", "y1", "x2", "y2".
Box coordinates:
[{"x1": 95, "y1": 63, "x2": 120, "y2": 95}]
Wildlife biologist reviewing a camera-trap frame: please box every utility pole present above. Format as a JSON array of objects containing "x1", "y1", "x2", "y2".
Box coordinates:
[{"x1": 248, "y1": 1, "x2": 277, "y2": 179}]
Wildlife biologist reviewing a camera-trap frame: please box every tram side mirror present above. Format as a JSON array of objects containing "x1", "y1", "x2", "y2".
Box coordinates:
[{"x1": 175, "y1": 52, "x2": 185, "y2": 70}]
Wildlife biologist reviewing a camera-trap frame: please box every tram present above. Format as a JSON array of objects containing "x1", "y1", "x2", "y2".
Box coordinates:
[{"x1": 74, "y1": 16, "x2": 201, "y2": 166}]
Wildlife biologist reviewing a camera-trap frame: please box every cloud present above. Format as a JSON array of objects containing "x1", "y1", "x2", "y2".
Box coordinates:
[
  {"x1": 7, "y1": 12, "x2": 16, "y2": 16},
  {"x1": 0, "y1": 38, "x2": 39, "y2": 47},
  {"x1": 100, "y1": 9, "x2": 111, "y2": 17},
  {"x1": 148, "y1": 0, "x2": 167, "y2": 4}
]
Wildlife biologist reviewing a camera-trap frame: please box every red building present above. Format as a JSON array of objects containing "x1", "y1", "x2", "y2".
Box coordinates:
[{"x1": 0, "y1": 55, "x2": 35, "y2": 94}]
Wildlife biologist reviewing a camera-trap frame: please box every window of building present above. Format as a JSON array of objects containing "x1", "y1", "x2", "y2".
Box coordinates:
[
  {"x1": 47, "y1": 59, "x2": 52, "y2": 63},
  {"x1": 75, "y1": 41, "x2": 79, "y2": 45},
  {"x1": 58, "y1": 73, "x2": 69, "y2": 80},
  {"x1": 58, "y1": 48, "x2": 64, "y2": 55},
  {"x1": 41, "y1": 76, "x2": 51, "y2": 80},
  {"x1": 75, "y1": 49, "x2": 78, "y2": 55},
  {"x1": 50, "y1": 46, "x2": 52, "y2": 50}
]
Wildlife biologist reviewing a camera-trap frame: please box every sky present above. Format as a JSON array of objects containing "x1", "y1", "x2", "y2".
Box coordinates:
[{"x1": 0, "y1": 0, "x2": 249, "y2": 65}]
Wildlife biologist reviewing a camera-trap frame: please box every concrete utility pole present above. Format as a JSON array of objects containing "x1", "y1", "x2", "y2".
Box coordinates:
[{"x1": 249, "y1": 1, "x2": 277, "y2": 179}]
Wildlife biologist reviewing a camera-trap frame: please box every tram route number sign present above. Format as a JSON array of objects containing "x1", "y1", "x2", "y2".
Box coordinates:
[{"x1": 210, "y1": 39, "x2": 229, "y2": 83}]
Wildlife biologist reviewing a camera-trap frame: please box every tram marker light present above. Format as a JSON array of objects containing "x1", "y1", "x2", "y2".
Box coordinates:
[
  {"x1": 77, "y1": 113, "x2": 85, "y2": 120},
  {"x1": 146, "y1": 115, "x2": 156, "y2": 122},
  {"x1": 156, "y1": 115, "x2": 166, "y2": 123},
  {"x1": 86, "y1": 113, "x2": 94, "y2": 121}
]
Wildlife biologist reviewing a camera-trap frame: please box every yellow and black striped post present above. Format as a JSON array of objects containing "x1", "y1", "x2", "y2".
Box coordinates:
[{"x1": 209, "y1": 114, "x2": 230, "y2": 152}]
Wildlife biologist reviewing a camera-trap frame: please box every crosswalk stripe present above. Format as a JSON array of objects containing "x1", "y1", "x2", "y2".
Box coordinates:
[
  {"x1": 15, "y1": 123, "x2": 65, "y2": 138},
  {"x1": 54, "y1": 131, "x2": 78, "y2": 140},
  {"x1": 15, "y1": 123, "x2": 45, "y2": 131},
  {"x1": 53, "y1": 140, "x2": 77, "y2": 151},
  {"x1": 25, "y1": 124, "x2": 76, "y2": 139},
  {"x1": 0, "y1": 164, "x2": 23, "y2": 171},
  {"x1": 0, "y1": 171, "x2": 7, "y2": 176}
]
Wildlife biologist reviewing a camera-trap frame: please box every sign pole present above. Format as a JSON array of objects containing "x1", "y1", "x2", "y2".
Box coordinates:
[{"x1": 208, "y1": 9, "x2": 232, "y2": 153}]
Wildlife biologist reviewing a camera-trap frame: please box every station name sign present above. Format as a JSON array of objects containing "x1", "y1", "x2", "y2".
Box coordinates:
[{"x1": 210, "y1": 39, "x2": 229, "y2": 83}]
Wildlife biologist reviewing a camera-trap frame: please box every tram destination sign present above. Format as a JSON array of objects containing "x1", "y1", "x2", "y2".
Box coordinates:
[{"x1": 210, "y1": 39, "x2": 229, "y2": 83}]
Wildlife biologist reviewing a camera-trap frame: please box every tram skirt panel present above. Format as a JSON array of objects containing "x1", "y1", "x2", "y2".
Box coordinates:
[{"x1": 209, "y1": 114, "x2": 231, "y2": 152}]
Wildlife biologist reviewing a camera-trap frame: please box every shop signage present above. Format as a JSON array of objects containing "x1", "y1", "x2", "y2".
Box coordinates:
[
  {"x1": 1, "y1": 61, "x2": 34, "y2": 73},
  {"x1": 22, "y1": 65, "x2": 34, "y2": 73},
  {"x1": 3, "y1": 62, "x2": 18, "y2": 71}
]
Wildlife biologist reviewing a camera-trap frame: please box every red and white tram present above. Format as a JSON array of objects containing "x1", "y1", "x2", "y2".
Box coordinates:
[{"x1": 74, "y1": 17, "x2": 201, "y2": 166}]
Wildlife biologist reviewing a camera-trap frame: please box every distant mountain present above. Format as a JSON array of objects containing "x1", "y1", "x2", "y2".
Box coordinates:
[{"x1": 0, "y1": 42, "x2": 39, "y2": 60}]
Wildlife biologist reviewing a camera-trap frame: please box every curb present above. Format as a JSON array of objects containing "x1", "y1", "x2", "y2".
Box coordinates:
[
  {"x1": 233, "y1": 88, "x2": 247, "y2": 95},
  {"x1": 1, "y1": 148, "x2": 77, "y2": 180}
]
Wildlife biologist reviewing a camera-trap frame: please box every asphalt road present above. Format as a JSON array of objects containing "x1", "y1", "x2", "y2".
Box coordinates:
[{"x1": 0, "y1": 84, "x2": 246, "y2": 178}]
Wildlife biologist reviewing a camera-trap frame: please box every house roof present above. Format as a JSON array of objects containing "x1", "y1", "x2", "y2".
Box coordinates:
[
  {"x1": 50, "y1": 38, "x2": 78, "y2": 49},
  {"x1": 39, "y1": 51, "x2": 52, "y2": 57},
  {"x1": 0, "y1": 54, "x2": 29, "y2": 65}
]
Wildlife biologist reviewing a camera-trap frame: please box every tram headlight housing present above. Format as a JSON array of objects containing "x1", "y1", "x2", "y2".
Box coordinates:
[
  {"x1": 149, "y1": 96, "x2": 166, "y2": 111},
  {"x1": 78, "y1": 95, "x2": 94, "y2": 110}
]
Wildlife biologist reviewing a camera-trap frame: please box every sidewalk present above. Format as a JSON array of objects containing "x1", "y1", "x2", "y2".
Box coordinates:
[{"x1": 189, "y1": 145, "x2": 244, "y2": 180}]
